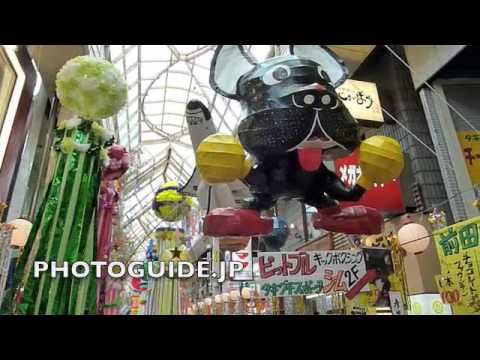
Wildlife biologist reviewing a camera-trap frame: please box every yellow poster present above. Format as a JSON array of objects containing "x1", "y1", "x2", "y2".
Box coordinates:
[
  {"x1": 457, "y1": 131, "x2": 480, "y2": 185},
  {"x1": 433, "y1": 216, "x2": 480, "y2": 314}
]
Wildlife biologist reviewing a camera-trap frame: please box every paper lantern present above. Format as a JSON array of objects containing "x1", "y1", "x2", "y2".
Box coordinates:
[
  {"x1": 196, "y1": 134, "x2": 251, "y2": 184},
  {"x1": 204, "y1": 297, "x2": 212, "y2": 306},
  {"x1": 222, "y1": 293, "x2": 230, "y2": 302},
  {"x1": 56, "y1": 56, "x2": 127, "y2": 120},
  {"x1": 215, "y1": 294, "x2": 223, "y2": 304},
  {"x1": 357, "y1": 136, "x2": 404, "y2": 190},
  {"x1": 198, "y1": 301, "x2": 205, "y2": 309},
  {"x1": 8, "y1": 218, "x2": 33, "y2": 248},
  {"x1": 241, "y1": 287, "x2": 251, "y2": 300},
  {"x1": 398, "y1": 221, "x2": 431, "y2": 254},
  {"x1": 230, "y1": 290, "x2": 240, "y2": 301}
]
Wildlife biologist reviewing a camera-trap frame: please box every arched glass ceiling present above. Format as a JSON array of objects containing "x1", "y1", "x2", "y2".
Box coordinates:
[
  {"x1": 102, "y1": 45, "x2": 273, "y2": 251},
  {"x1": 97, "y1": 45, "x2": 374, "y2": 252}
]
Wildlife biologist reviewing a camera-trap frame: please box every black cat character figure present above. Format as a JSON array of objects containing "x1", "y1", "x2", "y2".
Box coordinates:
[{"x1": 195, "y1": 45, "x2": 405, "y2": 239}]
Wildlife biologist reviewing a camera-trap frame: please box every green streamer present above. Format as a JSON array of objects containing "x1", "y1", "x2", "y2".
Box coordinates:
[{"x1": 11, "y1": 122, "x2": 105, "y2": 315}]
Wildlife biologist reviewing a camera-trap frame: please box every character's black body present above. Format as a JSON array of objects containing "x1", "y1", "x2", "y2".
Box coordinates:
[
  {"x1": 244, "y1": 152, "x2": 365, "y2": 211},
  {"x1": 209, "y1": 45, "x2": 366, "y2": 212}
]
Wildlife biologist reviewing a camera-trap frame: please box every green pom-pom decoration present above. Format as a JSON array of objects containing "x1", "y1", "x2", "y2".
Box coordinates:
[{"x1": 56, "y1": 56, "x2": 127, "y2": 120}]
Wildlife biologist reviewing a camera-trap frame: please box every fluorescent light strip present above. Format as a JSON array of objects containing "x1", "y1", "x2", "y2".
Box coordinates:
[{"x1": 0, "y1": 46, "x2": 26, "y2": 169}]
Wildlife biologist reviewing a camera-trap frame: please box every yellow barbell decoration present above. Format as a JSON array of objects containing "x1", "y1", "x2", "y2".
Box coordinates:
[
  {"x1": 357, "y1": 136, "x2": 404, "y2": 191},
  {"x1": 196, "y1": 133, "x2": 251, "y2": 184}
]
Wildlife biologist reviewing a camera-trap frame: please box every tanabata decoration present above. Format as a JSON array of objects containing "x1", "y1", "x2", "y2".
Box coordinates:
[
  {"x1": 146, "y1": 228, "x2": 186, "y2": 315},
  {"x1": 10, "y1": 56, "x2": 127, "y2": 315},
  {"x1": 56, "y1": 56, "x2": 127, "y2": 121},
  {"x1": 145, "y1": 239, "x2": 159, "y2": 261},
  {"x1": 428, "y1": 208, "x2": 447, "y2": 230},
  {"x1": 97, "y1": 144, "x2": 129, "y2": 314},
  {"x1": 196, "y1": 45, "x2": 404, "y2": 238},
  {"x1": 152, "y1": 182, "x2": 193, "y2": 222},
  {"x1": 103, "y1": 278, "x2": 123, "y2": 315}
]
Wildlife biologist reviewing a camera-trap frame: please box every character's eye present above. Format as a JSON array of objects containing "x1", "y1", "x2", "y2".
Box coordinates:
[
  {"x1": 318, "y1": 67, "x2": 331, "y2": 83},
  {"x1": 262, "y1": 65, "x2": 291, "y2": 85}
]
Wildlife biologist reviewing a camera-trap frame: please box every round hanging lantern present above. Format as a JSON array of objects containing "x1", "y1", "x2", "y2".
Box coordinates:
[
  {"x1": 56, "y1": 56, "x2": 127, "y2": 120},
  {"x1": 222, "y1": 293, "x2": 230, "y2": 302},
  {"x1": 230, "y1": 290, "x2": 240, "y2": 301},
  {"x1": 8, "y1": 218, "x2": 33, "y2": 248},
  {"x1": 398, "y1": 220, "x2": 431, "y2": 255},
  {"x1": 215, "y1": 294, "x2": 223, "y2": 304},
  {"x1": 152, "y1": 182, "x2": 192, "y2": 222},
  {"x1": 204, "y1": 297, "x2": 212, "y2": 306},
  {"x1": 241, "y1": 287, "x2": 251, "y2": 300}
]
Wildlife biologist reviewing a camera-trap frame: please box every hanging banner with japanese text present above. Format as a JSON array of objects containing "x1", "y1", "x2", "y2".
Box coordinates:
[
  {"x1": 457, "y1": 131, "x2": 480, "y2": 185},
  {"x1": 434, "y1": 216, "x2": 480, "y2": 314},
  {"x1": 256, "y1": 250, "x2": 368, "y2": 297},
  {"x1": 335, "y1": 149, "x2": 405, "y2": 215}
]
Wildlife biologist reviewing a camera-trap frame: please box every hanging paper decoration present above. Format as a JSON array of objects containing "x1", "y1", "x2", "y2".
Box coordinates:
[
  {"x1": 103, "y1": 279, "x2": 123, "y2": 315},
  {"x1": 10, "y1": 56, "x2": 127, "y2": 315},
  {"x1": 195, "y1": 45, "x2": 404, "y2": 238},
  {"x1": 145, "y1": 228, "x2": 184, "y2": 315},
  {"x1": 145, "y1": 239, "x2": 159, "y2": 261},
  {"x1": 56, "y1": 56, "x2": 127, "y2": 121},
  {"x1": 152, "y1": 182, "x2": 193, "y2": 222},
  {"x1": 97, "y1": 145, "x2": 129, "y2": 314},
  {"x1": 428, "y1": 208, "x2": 447, "y2": 230}
]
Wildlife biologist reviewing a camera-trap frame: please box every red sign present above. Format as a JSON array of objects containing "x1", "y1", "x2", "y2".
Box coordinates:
[{"x1": 334, "y1": 149, "x2": 405, "y2": 215}]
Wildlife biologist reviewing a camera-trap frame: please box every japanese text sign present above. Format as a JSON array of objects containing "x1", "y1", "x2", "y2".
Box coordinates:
[
  {"x1": 256, "y1": 250, "x2": 368, "y2": 297},
  {"x1": 457, "y1": 131, "x2": 480, "y2": 185},
  {"x1": 335, "y1": 149, "x2": 405, "y2": 215},
  {"x1": 336, "y1": 79, "x2": 384, "y2": 127},
  {"x1": 434, "y1": 216, "x2": 480, "y2": 314}
]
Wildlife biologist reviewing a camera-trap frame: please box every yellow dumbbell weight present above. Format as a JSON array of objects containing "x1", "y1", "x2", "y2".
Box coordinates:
[
  {"x1": 356, "y1": 136, "x2": 404, "y2": 191},
  {"x1": 196, "y1": 133, "x2": 251, "y2": 184}
]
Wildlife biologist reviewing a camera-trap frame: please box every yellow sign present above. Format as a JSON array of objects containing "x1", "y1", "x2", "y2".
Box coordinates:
[
  {"x1": 336, "y1": 79, "x2": 384, "y2": 128},
  {"x1": 433, "y1": 216, "x2": 480, "y2": 314},
  {"x1": 457, "y1": 131, "x2": 480, "y2": 185}
]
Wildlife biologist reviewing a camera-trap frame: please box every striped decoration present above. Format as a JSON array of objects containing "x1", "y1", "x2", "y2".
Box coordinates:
[{"x1": 146, "y1": 229, "x2": 181, "y2": 315}]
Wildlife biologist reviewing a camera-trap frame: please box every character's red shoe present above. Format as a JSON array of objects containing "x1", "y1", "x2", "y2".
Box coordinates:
[
  {"x1": 313, "y1": 205, "x2": 383, "y2": 235},
  {"x1": 203, "y1": 208, "x2": 273, "y2": 237}
]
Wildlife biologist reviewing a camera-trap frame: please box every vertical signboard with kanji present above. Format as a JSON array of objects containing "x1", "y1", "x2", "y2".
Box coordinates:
[
  {"x1": 457, "y1": 131, "x2": 480, "y2": 185},
  {"x1": 434, "y1": 216, "x2": 480, "y2": 314}
]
